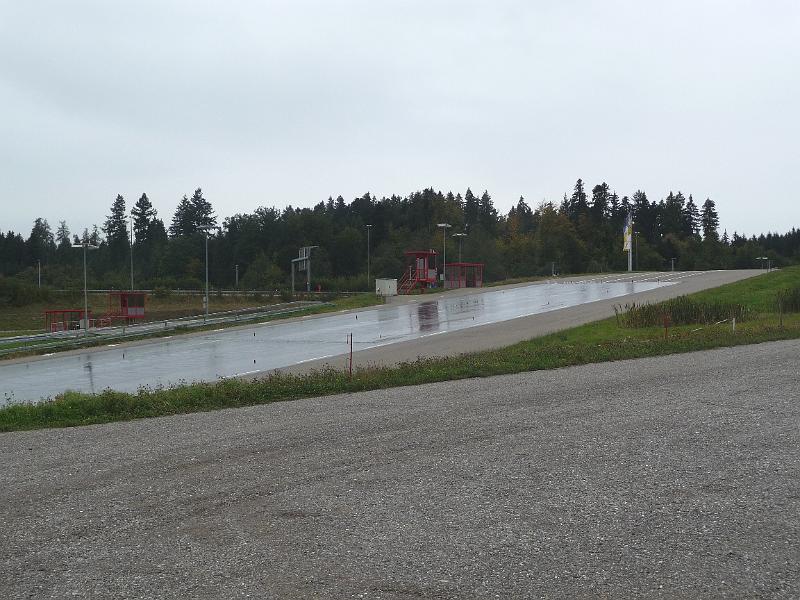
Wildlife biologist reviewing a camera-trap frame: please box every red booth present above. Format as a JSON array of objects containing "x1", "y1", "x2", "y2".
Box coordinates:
[
  {"x1": 399, "y1": 250, "x2": 439, "y2": 294},
  {"x1": 444, "y1": 262, "x2": 484, "y2": 289}
]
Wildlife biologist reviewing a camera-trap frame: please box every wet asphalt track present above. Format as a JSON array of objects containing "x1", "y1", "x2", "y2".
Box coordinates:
[{"x1": 0, "y1": 274, "x2": 680, "y2": 404}]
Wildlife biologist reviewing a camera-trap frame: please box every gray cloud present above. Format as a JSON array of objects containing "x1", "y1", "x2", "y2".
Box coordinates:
[{"x1": 1, "y1": 0, "x2": 798, "y2": 237}]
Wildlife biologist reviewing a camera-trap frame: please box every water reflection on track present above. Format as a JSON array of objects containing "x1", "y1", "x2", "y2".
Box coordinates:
[{"x1": 1, "y1": 278, "x2": 673, "y2": 404}]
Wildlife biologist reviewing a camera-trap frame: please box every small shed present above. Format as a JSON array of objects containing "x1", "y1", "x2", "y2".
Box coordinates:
[
  {"x1": 107, "y1": 291, "x2": 147, "y2": 323},
  {"x1": 444, "y1": 262, "x2": 484, "y2": 289},
  {"x1": 45, "y1": 309, "x2": 90, "y2": 332}
]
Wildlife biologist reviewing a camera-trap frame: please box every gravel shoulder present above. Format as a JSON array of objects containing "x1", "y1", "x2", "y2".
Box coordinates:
[{"x1": 1, "y1": 337, "x2": 797, "y2": 599}]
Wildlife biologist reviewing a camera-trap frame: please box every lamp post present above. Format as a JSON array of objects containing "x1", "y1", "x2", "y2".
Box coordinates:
[
  {"x1": 452, "y1": 232, "x2": 467, "y2": 263},
  {"x1": 365, "y1": 224, "x2": 372, "y2": 289},
  {"x1": 72, "y1": 241, "x2": 99, "y2": 336},
  {"x1": 437, "y1": 223, "x2": 451, "y2": 286},
  {"x1": 198, "y1": 227, "x2": 215, "y2": 323},
  {"x1": 129, "y1": 214, "x2": 134, "y2": 291}
]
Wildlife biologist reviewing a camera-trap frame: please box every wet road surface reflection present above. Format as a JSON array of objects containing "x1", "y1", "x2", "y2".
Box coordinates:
[{"x1": 1, "y1": 280, "x2": 669, "y2": 404}]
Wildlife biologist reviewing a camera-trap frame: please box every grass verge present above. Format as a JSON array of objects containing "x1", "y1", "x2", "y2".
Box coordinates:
[{"x1": 1, "y1": 268, "x2": 798, "y2": 432}]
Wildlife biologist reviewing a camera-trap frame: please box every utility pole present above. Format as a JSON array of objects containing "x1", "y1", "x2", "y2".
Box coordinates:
[
  {"x1": 37, "y1": 259, "x2": 41, "y2": 288},
  {"x1": 452, "y1": 232, "x2": 467, "y2": 263},
  {"x1": 72, "y1": 241, "x2": 99, "y2": 336},
  {"x1": 437, "y1": 223, "x2": 451, "y2": 286},
  {"x1": 365, "y1": 224, "x2": 372, "y2": 289},
  {"x1": 129, "y1": 214, "x2": 134, "y2": 290},
  {"x1": 235, "y1": 264, "x2": 239, "y2": 289},
  {"x1": 198, "y1": 227, "x2": 214, "y2": 323},
  {"x1": 205, "y1": 232, "x2": 209, "y2": 322}
]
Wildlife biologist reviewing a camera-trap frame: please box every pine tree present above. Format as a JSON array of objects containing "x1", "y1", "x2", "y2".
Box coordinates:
[
  {"x1": 27, "y1": 218, "x2": 55, "y2": 262},
  {"x1": 189, "y1": 188, "x2": 216, "y2": 232},
  {"x1": 170, "y1": 195, "x2": 194, "y2": 237},
  {"x1": 89, "y1": 225, "x2": 102, "y2": 245},
  {"x1": 464, "y1": 188, "x2": 478, "y2": 226},
  {"x1": 103, "y1": 194, "x2": 128, "y2": 248},
  {"x1": 590, "y1": 182, "x2": 610, "y2": 222},
  {"x1": 684, "y1": 195, "x2": 701, "y2": 237},
  {"x1": 566, "y1": 179, "x2": 588, "y2": 221},
  {"x1": 132, "y1": 193, "x2": 157, "y2": 244},
  {"x1": 701, "y1": 198, "x2": 720, "y2": 241},
  {"x1": 55, "y1": 220, "x2": 71, "y2": 249},
  {"x1": 477, "y1": 190, "x2": 498, "y2": 232}
]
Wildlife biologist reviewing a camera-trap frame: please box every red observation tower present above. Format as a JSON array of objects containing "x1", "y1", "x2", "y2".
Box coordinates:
[{"x1": 398, "y1": 250, "x2": 439, "y2": 294}]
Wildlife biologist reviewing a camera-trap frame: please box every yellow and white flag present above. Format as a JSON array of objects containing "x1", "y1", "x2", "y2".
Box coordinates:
[{"x1": 623, "y1": 212, "x2": 633, "y2": 252}]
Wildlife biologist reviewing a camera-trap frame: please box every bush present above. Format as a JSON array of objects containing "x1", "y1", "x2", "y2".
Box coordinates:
[
  {"x1": 0, "y1": 277, "x2": 52, "y2": 307},
  {"x1": 776, "y1": 287, "x2": 800, "y2": 313},
  {"x1": 615, "y1": 296, "x2": 752, "y2": 328}
]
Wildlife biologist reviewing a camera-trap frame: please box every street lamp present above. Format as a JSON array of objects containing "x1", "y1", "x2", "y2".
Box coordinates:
[
  {"x1": 452, "y1": 232, "x2": 467, "y2": 263},
  {"x1": 198, "y1": 227, "x2": 216, "y2": 323},
  {"x1": 437, "y1": 223, "x2": 451, "y2": 286},
  {"x1": 72, "y1": 241, "x2": 99, "y2": 336},
  {"x1": 365, "y1": 224, "x2": 372, "y2": 289},
  {"x1": 129, "y1": 214, "x2": 134, "y2": 291}
]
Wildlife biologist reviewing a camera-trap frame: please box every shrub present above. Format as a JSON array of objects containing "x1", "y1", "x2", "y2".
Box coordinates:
[
  {"x1": 776, "y1": 287, "x2": 800, "y2": 313},
  {"x1": 615, "y1": 296, "x2": 752, "y2": 328}
]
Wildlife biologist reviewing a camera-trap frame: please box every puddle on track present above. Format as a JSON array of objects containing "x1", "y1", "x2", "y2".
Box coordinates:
[{"x1": 0, "y1": 278, "x2": 672, "y2": 404}]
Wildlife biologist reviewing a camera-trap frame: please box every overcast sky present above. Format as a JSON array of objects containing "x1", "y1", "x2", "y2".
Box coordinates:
[{"x1": 2, "y1": 1, "x2": 798, "y2": 238}]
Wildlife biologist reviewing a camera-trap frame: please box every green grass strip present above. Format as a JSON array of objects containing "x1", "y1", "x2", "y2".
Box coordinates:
[{"x1": 2, "y1": 268, "x2": 799, "y2": 432}]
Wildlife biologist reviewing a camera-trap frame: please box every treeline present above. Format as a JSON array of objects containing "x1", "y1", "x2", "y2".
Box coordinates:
[{"x1": 2, "y1": 181, "x2": 798, "y2": 293}]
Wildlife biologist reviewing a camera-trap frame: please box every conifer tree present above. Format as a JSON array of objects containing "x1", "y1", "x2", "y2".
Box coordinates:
[
  {"x1": 103, "y1": 194, "x2": 129, "y2": 253},
  {"x1": 701, "y1": 198, "x2": 720, "y2": 241},
  {"x1": 684, "y1": 195, "x2": 701, "y2": 237},
  {"x1": 132, "y1": 193, "x2": 157, "y2": 243}
]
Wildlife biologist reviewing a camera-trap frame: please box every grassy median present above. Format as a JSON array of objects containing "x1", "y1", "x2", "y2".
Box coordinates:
[{"x1": 1, "y1": 267, "x2": 798, "y2": 432}]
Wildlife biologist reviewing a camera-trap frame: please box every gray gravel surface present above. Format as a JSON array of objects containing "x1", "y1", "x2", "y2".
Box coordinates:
[{"x1": 2, "y1": 339, "x2": 798, "y2": 599}]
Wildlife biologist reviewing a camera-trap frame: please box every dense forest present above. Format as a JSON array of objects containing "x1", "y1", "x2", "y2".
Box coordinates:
[{"x1": 2, "y1": 180, "x2": 798, "y2": 296}]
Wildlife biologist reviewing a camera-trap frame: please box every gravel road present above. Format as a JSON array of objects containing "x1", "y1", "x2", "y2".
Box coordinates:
[{"x1": 2, "y1": 338, "x2": 798, "y2": 598}]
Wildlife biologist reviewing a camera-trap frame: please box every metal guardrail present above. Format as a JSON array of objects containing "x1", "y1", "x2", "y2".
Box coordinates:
[
  {"x1": 0, "y1": 301, "x2": 327, "y2": 358},
  {"x1": 45, "y1": 289, "x2": 364, "y2": 297}
]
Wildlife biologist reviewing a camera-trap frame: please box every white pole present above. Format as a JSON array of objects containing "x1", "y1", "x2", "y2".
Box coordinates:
[
  {"x1": 366, "y1": 224, "x2": 371, "y2": 288},
  {"x1": 130, "y1": 215, "x2": 134, "y2": 291},
  {"x1": 204, "y1": 232, "x2": 209, "y2": 323},
  {"x1": 83, "y1": 245, "x2": 89, "y2": 336},
  {"x1": 442, "y1": 226, "x2": 446, "y2": 283}
]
